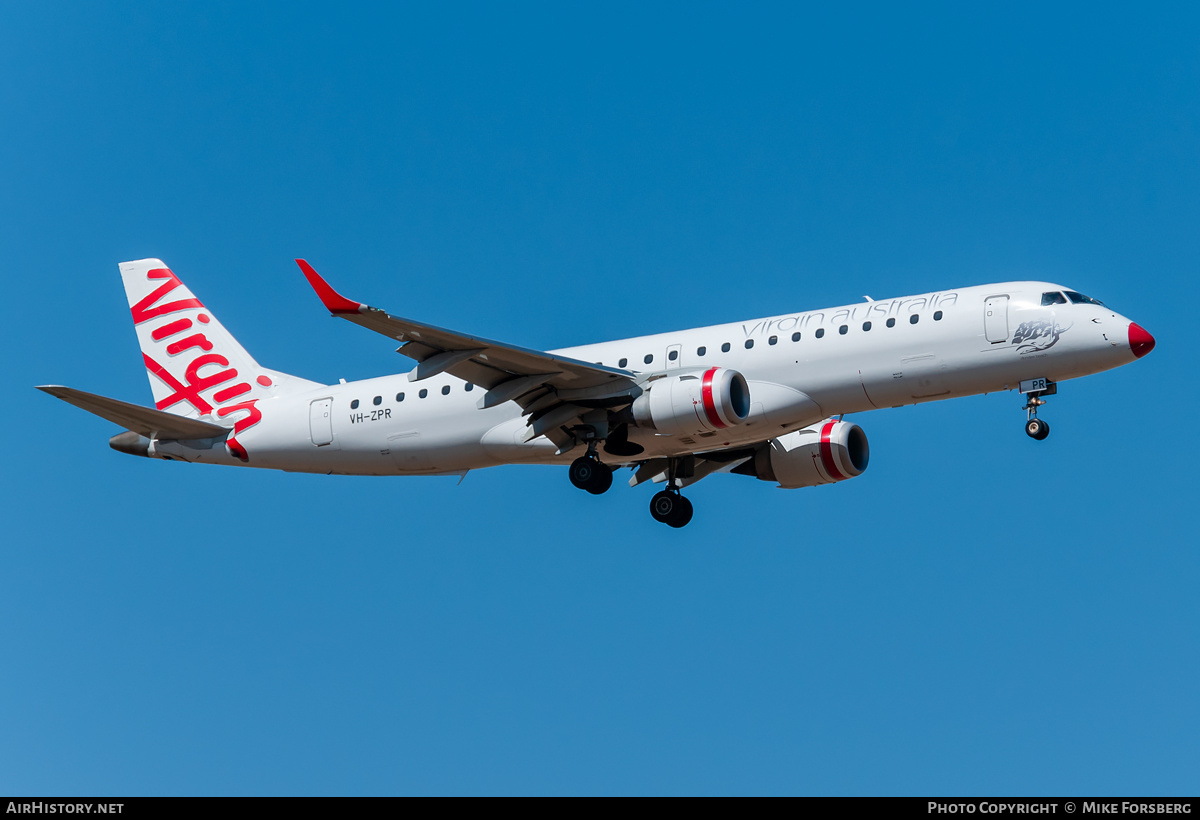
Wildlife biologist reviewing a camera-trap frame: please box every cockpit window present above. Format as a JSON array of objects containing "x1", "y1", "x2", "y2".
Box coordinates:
[
  {"x1": 1041, "y1": 292, "x2": 1068, "y2": 306},
  {"x1": 1065, "y1": 290, "x2": 1105, "y2": 306}
]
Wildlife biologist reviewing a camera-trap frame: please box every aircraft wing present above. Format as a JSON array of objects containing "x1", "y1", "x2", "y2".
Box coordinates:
[{"x1": 298, "y1": 260, "x2": 639, "y2": 423}]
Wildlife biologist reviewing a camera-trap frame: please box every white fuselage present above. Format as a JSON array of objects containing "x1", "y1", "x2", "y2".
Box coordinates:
[{"x1": 160, "y1": 281, "x2": 1141, "y2": 475}]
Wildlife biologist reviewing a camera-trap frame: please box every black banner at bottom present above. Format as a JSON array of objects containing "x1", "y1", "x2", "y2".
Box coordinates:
[{"x1": 1, "y1": 797, "x2": 1198, "y2": 807}]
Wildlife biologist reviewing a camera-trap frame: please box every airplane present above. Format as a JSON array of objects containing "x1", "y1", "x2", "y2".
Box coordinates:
[{"x1": 39, "y1": 258, "x2": 1156, "y2": 527}]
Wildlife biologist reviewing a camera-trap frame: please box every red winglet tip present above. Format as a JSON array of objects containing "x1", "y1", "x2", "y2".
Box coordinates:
[{"x1": 296, "y1": 259, "x2": 362, "y2": 314}]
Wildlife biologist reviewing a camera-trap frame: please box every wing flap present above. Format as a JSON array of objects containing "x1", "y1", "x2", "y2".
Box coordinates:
[
  {"x1": 628, "y1": 452, "x2": 753, "y2": 488},
  {"x1": 37, "y1": 386, "x2": 230, "y2": 440}
]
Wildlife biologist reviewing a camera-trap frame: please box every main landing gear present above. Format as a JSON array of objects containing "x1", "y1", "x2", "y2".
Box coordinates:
[
  {"x1": 650, "y1": 489, "x2": 693, "y2": 528},
  {"x1": 566, "y1": 429, "x2": 694, "y2": 528},
  {"x1": 569, "y1": 437, "x2": 613, "y2": 495},
  {"x1": 647, "y1": 457, "x2": 693, "y2": 528}
]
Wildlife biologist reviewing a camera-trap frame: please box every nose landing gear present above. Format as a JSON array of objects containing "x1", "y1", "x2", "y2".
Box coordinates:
[{"x1": 1020, "y1": 378, "x2": 1056, "y2": 441}]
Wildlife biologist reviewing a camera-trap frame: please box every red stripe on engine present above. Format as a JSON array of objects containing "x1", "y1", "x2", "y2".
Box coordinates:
[
  {"x1": 701, "y1": 367, "x2": 726, "y2": 429},
  {"x1": 819, "y1": 421, "x2": 846, "y2": 481}
]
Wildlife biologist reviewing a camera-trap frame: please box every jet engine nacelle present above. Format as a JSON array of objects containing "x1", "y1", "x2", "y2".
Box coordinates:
[
  {"x1": 632, "y1": 367, "x2": 751, "y2": 437},
  {"x1": 752, "y1": 419, "x2": 869, "y2": 489}
]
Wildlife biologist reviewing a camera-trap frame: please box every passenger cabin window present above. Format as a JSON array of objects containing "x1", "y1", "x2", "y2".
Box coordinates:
[
  {"x1": 465, "y1": 383, "x2": 474, "y2": 392},
  {"x1": 933, "y1": 311, "x2": 943, "y2": 321},
  {"x1": 886, "y1": 318, "x2": 896, "y2": 328},
  {"x1": 419, "y1": 388, "x2": 428, "y2": 399},
  {"x1": 697, "y1": 346, "x2": 706, "y2": 356},
  {"x1": 644, "y1": 354, "x2": 654, "y2": 364},
  {"x1": 1042, "y1": 291, "x2": 1068, "y2": 306},
  {"x1": 721, "y1": 342, "x2": 731, "y2": 352},
  {"x1": 396, "y1": 392, "x2": 405, "y2": 402},
  {"x1": 668, "y1": 349, "x2": 678, "y2": 361},
  {"x1": 442, "y1": 385, "x2": 451, "y2": 395},
  {"x1": 619, "y1": 358, "x2": 628, "y2": 368},
  {"x1": 815, "y1": 328, "x2": 825, "y2": 338},
  {"x1": 863, "y1": 321, "x2": 872, "y2": 331},
  {"x1": 373, "y1": 396, "x2": 382, "y2": 406},
  {"x1": 769, "y1": 335, "x2": 777, "y2": 345},
  {"x1": 838, "y1": 325, "x2": 848, "y2": 335},
  {"x1": 910, "y1": 314, "x2": 919, "y2": 324},
  {"x1": 791, "y1": 332, "x2": 801, "y2": 342},
  {"x1": 745, "y1": 340, "x2": 754, "y2": 349},
  {"x1": 350, "y1": 399, "x2": 360, "y2": 409}
]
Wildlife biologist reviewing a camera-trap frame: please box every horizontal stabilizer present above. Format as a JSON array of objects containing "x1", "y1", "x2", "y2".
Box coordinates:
[{"x1": 36, "y1": 385, "x2": 230, "y2": 440}]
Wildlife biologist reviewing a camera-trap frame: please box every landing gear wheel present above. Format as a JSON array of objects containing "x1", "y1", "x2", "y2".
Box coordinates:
[
  {"x1": 650, "y1": 491, "x2": 693, "y2": 528},
  {"x1": 569, "y1": 456, "x2": 613, "y2": 494},
  {"x1": 586, "y1": 463, "x2": 613, "y2": 495},
  {"x1": 650, "y1": 490, "x2": 678, "y2": 524},
  {"x1": 1022, "y1": 387, "x2": 1054, "y2": 441},
  {"x1": 569, "y1": 456, "x2": 597, "y2": 491},
  {"x1": 1025, "y1": 418, "x2": 1050, "y2": 440},
  {"x1": 669, "y1": 495, "x2": 694, "y2": 528}
]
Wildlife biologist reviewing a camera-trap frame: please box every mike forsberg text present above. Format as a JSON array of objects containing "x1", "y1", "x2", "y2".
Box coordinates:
[{"x1": 928, "y1": 805, "x2": 1193, "y2": 815}]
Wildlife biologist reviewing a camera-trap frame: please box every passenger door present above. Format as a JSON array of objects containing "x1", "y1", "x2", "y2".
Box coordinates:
[{"x1": 984, "y1": 295, "x2": 1009, "y2": 343}]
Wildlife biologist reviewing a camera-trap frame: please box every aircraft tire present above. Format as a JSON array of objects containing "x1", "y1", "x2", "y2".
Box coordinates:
[
  {"x1": 586, "y1": 464, "x2": 613, "y2": 495},
  {"x1": 650, "y1": 490, "x2": 679, "y2": 524},
  {"x1": 651, "y1": 490, "x2": 692, "y2": 526},
  {"x1": 1025, "y1": 418, "x2": 1050, "y2": 440},
  {"x1": 569, "y1": 456, "x2": 598, "y2": 491},
  {"x1": 667, "y1": 495, "x2": 694, "y2": 528}
]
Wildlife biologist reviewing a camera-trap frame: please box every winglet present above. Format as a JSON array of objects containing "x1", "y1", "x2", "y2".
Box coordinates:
[{"x1": 297, "y1": 259, "x2": 364, "y2": 314}]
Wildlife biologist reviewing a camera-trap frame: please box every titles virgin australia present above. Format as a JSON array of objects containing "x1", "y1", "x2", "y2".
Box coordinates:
[{"x1": 40, "y1": 259, "x2": 1155, "y2": 528}]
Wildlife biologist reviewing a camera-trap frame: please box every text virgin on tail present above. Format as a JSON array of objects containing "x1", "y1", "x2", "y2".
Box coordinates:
[{"x1": 118, "y1": 259, "x2": 319, "y2": 459}]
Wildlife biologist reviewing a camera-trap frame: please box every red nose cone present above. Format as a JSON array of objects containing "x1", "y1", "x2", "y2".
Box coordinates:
[{"x1": 1129, "y1": 323, "x2": 1155, "y2": 359}]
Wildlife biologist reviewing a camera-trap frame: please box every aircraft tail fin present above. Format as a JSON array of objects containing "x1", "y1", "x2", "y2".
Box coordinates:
[
  {"x1": 118, "y1": 259, "x2": 323, "y2": 459},
  {"x1": 119, "y1": 259, "x2": 321, "y2": 420}
]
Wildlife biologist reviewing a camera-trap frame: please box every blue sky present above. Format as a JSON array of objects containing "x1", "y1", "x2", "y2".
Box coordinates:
[{"x1": 2, "y1": 2, "x2": 1197, "y2": 795}]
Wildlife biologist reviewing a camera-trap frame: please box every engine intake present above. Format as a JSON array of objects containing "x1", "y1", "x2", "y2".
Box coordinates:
[
  {"x1": 632, "y1": 367, "x2": 751, "y2": 437},
  {"x1": 751, "y1": 419, "x2": 869, "y2": 488}
]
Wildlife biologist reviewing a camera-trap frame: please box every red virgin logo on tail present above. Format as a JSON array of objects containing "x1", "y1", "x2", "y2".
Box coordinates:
[
  {"x1": 134, "y1": 267, "x2": 265, "y2": 461},
  {"x1": 131, "y1": 268, "x2": 203, "y2": 323}
]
